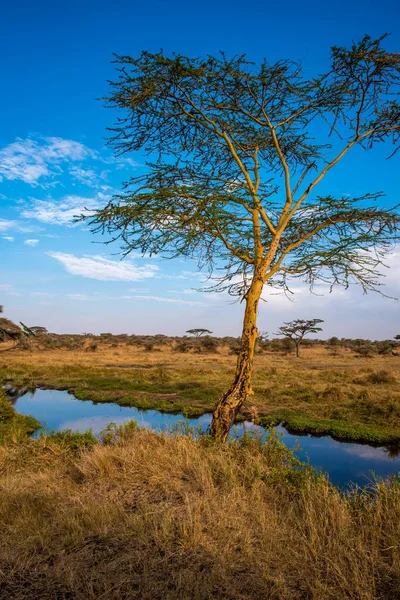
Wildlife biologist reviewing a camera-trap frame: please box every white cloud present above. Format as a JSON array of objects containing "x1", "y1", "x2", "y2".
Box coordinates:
[
  {"x1": 3, "y1": 236, "x2": 14, "y2": 242},
  {"x1": 30, "y1": 291, "x2": 56, "y2": 298},
  {"x1": 48, "y1": 252, "x2": 159, "y2": 282},
  {"x1": 167, "y1": 289, "x2": 199, "y2": 295},
  {"x1": 0, "y1": 284, "x2": 12, "y2": 290},
  {"x1": 0, "y1": 219, "x2": 42, "y2": 233},
  {"x1": 24, "y1": 239, "x2": 39, "y2": 247},
  {"x1": 67, "y1": 294, "x2": 91, "y2": 301},
  {"x1": 121, "y1": 294, "x2": 205, "y2": 306},
  {"x1": 0, "y1": 136, "x2": 96, "y2": 185},
  {"x1": 21, "y1": 193, "x2": 108, "y2": 226},
  {"x1": 0, "y1": 219, "x2": 17, "y2": 232},
  {"x1": 69, "y1": 166, "x2": 98, "y2": 186}
]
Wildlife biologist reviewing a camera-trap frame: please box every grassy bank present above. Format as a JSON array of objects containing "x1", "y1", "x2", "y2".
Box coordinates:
[
  {"x1": 1, "y1": 341, "x2": 400, "y2": 443},
  {"x1": 0, "y1": 425, "x2": 399, "y2": 599},
  {"x1": 0, "y1": 388, "x2": 40, "y2": 443}
]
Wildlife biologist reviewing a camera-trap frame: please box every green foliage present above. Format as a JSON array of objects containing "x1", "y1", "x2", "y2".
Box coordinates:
[
  {"x1": 84, "y1": 36, "x2": 399, "y2": 306},
  {"x1": 43, "y1": 428, "x2": 98, "y2": 450}
]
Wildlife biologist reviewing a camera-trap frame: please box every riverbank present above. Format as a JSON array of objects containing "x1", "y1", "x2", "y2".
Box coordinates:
[
  {"x1": 0, "y1": 388, "x2": 40, "y2": 443},
  {"x1": 1, "y1": 342, "x2": 400, "y2": 444},
  {"x1": 0, "y1": 423, "x2": 399, "y2": 599}
]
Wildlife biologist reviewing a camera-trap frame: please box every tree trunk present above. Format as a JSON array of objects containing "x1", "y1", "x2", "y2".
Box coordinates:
[
  {"x1": 296, "y1": 342, "x2": 300, "y2": 358},
  {"x1": 210, "y1": 275, "x2": 263, "y2": 441}
]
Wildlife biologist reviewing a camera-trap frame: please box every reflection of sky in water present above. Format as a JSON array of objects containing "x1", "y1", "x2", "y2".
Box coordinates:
[{"x1": 14, "y1": 389, "x2": 400, "y2": 489}]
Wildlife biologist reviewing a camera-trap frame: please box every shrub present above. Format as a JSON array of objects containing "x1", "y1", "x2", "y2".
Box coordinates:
[
  {"x1": 197, "y1": 336, "x2": 219, "y2": 353},
  {"x1": 367, "y1": 370, "x2": 396, "y2": 384},
  {"x1": 174, "y1": 340, "x2": 192, "y2": 353},
  {"x1": 354, "y1": 345, "x2": 378, "y2": 358}
]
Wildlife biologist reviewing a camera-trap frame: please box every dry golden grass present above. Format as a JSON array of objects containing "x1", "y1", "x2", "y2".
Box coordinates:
[{"x1": 0, "y1": 429, "x2": 399, "y2": 599}]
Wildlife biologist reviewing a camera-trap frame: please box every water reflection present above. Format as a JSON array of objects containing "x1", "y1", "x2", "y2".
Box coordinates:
[{"x1": 11, "y1": 388, "x2": 400, "y2": 489}]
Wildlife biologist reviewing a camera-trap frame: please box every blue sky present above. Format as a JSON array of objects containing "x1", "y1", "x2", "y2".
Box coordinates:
[{"x1": 1, "y1": 0, "x2": 399, "y2": 338}]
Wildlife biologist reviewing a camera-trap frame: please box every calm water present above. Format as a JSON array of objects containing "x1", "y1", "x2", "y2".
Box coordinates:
[{"x1": 12, "y1": 388, "x2": 400, "y2": 489}]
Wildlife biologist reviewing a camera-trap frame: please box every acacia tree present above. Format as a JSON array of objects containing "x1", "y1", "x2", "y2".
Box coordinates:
[
  {"x1": 86, "y1": 35, "x2": 400, "y2": 441},
  {"x1": 186, "y1": 328, "x2": 213, "y2": 337},
  {"x1": 277, "y1": 318, "x2": 324, "y2": 357}
]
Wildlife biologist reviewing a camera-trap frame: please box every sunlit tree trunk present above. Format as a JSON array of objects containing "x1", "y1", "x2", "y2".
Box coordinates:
[{"x1": 210, "y1": 274, "x2": 264, "y2": 441}]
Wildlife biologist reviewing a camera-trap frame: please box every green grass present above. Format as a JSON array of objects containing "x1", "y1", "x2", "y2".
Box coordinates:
[
  {"x1": 260, "y1": 411, "x2": 400, "y2": 444},
  {"x1": 1, "y1": 358, "x2": 400, "y2": 444}
]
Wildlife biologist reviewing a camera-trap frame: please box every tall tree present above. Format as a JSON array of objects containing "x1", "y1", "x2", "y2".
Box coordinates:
[
  {"x1": 86, "y1": 35, "x2": 400, "y2": 441},
  {"x1": 277, "y1": 318, "x2": 324, "y2": 357}
]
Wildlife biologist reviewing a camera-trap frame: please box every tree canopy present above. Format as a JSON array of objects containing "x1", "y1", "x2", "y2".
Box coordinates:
[
  {"x1": 186, "y1": 328, "x2": 213, "y2": 337},
  {"x1": 87, "y1": 34, "x2": 400, "y2": 300},
  {"x1": 277, "y1": 318, "x2": 324, "y2": 357}
]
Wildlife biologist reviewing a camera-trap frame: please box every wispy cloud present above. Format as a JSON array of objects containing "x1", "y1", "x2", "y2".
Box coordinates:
[
  {"x1": 30, "y1": 291, "x2": 57, "y2": 298},
  {"x1": 0, "y1": 219, "x2": 17, "y2": 232},
  {"x1": 48, "y1": 252, "x2": 159, "y2": 282},
  {"x1": 167, "y1": 289, "x2": 199, "y2": 295},
  {"x1": 67, "y1": 293, "x2": 91, "y2": 301},
  {"x1": 21, "y1": 193, "x2": 108, "y2": 226},
  {"x1": 3, "y1": 236, "x2": 14, "y2": 242},
  {"x1": 121, "y1": 294, "x2": 205, "y2": 306},
  {"x1": 69, "y1": 166, "x2": 98, "y2": 186},
  {"x1": 0, "y1": 136, "x2": 96, "y2": 186},
  {"x1": 24, "y1": 239, "x2": 39, "y2": 247},
  {"x1": 0, "y1": 284, "x2": 12, "y2": 290},
  {"x1": 0, "y1": 218, "x2": 42, "y2": 234}
]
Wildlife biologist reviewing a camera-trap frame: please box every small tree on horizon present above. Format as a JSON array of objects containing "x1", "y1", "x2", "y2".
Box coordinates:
[
  {"x1": 85, "y1": 35, "x2": 400, "y2": 441},
  {"x1": 277, "y1": 319, "x2": 324, "y2": 357},
  {"x1": 186, "y1": 328, "x2": 213, "y2": 337}
]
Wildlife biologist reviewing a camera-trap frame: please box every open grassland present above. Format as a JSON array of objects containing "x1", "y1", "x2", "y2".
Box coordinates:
[
  {"x1": 1, "y1": 339, "x2": 400, "y2": 444},
  {"x1": 0, "y1": 426, "x2": 399, "y2": 600}
]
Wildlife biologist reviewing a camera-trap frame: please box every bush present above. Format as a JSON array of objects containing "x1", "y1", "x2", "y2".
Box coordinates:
[
  {"x1": 197, "y1": 336, "x2": 219, "y2": 353},
  {"x1": 281, "y1": 337, "x2": 296, "y2": 354},
  {"x1": 354, "y1": 345, "x2": 378, "y2": 358},
  {"x1": 174, "y1": 340, "x2": 192, "y2": 353},
  {"x1": 367, "y1": 370, "x2": 396, "y2": 384}
]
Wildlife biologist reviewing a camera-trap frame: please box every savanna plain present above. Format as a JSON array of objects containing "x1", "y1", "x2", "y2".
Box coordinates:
[{"x1": 1, "y1": 335, "x2": 400, "y2": 599}]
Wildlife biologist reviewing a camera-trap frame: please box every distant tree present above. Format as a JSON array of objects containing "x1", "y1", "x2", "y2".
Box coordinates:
[
  {"x1": 277, "y1": 319, "x2": 324, "y2": 357},
  {"x1": 85, "y1": 36, "x2": 400, "y2": 441},
  {"x1": 29, "y1": 326, "x2": 48, "y2": 335},
  {"x1": 394, "y1": 334, "x2": 400, "y2": 341},
  {"x1": 186, "y1": 328, "x2": 213, "y2": 337}
]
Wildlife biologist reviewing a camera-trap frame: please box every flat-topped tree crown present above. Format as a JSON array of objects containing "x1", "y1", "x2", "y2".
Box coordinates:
[
  {"x1": 186, "y1": 329, "x2": 213, "y2": 337},
  {"x1": 86, "y1": 35, "x2": 400, "y2": 440},
  {"x1": 277, "y1": 318, "x2": 324, "y2": 357}
]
